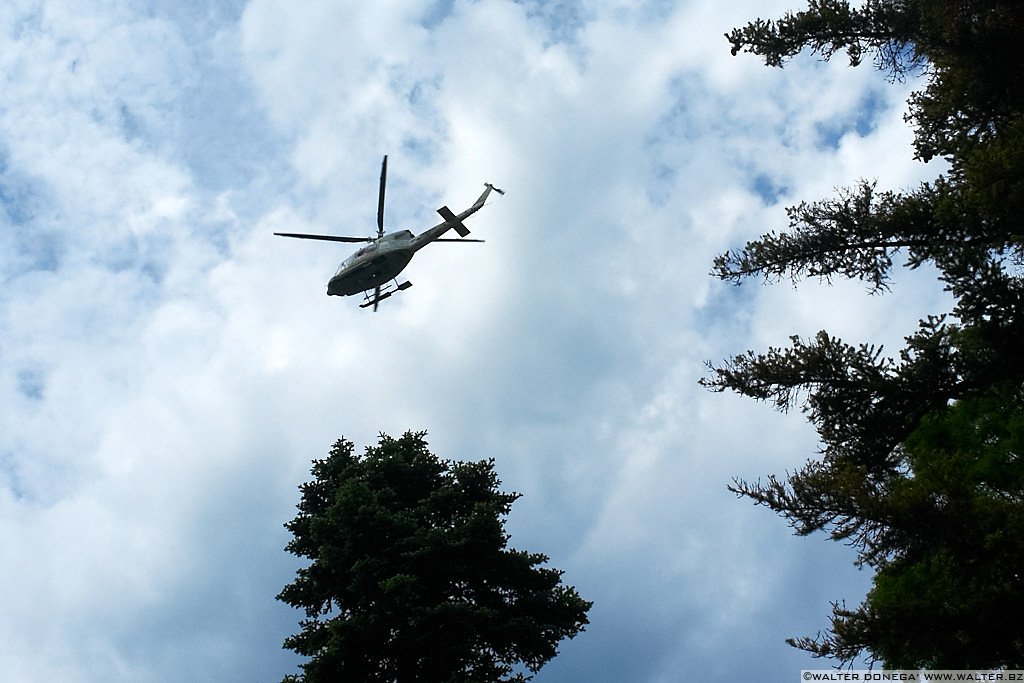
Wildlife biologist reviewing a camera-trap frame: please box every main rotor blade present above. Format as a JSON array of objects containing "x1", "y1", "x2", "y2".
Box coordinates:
[
  {"x1": 377, "y1": 155, "x2": 387, "y2": 238},
  {"x1": 433, "y1": 238, "x2": 485, "y2": 242},
  {"x1": 274, "y1": 232, "x2": 372, "y2": 243}
]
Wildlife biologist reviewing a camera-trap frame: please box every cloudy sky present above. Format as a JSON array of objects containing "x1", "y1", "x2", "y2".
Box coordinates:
[{"x1": 1, "y1": 1, "x2": 952, "y2": 681}]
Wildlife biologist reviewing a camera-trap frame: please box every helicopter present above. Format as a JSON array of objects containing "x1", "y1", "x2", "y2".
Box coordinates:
[{"x1": 275, "y1": 155, "x2": 503, "y2": 310}]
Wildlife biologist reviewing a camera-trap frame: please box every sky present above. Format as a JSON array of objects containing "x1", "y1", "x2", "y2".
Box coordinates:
[{"x1": 0, "y1": 1, "x2": 953, "y2": 681}]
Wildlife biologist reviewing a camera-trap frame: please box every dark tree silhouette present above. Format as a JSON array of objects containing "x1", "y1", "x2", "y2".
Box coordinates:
[
  {"x1": 278, "y1": 431, "x2": 592, "y2": 682},
  {"x1": 708, "y1": 0, "x2": 1024, "y2": 667}
]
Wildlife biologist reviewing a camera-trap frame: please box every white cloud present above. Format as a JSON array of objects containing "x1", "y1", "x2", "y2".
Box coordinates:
[{"x1": 0, "y1": 1, "x2": 955, "y2": 680}]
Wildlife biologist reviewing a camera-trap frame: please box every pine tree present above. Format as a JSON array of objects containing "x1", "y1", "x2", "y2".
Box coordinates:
[
  {"x1": 708, "y1": 0, "x2": 1024, "y2": 666},
  {"x1": 277, "y1": 431, "x2": 592, "y2": 682}
]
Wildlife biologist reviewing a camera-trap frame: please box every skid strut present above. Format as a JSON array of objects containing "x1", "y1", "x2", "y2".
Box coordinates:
[{"x1": 360, "y1": 280, "x2": 413, "y2": 309}]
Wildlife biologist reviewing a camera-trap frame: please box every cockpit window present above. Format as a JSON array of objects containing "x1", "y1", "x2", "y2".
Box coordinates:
[{"x1": 335, "y1": 241, "x2": 378, "y2": 275}]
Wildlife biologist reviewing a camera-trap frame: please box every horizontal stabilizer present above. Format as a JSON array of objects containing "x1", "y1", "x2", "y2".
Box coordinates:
[{"x1": 437, "y1": 206, "x2": 470, "y2": 237}]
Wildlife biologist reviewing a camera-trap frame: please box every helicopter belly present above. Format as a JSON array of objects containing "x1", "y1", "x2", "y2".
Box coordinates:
[{"x1": 327, "y1": 250, "x2": 413, "y2": 296}]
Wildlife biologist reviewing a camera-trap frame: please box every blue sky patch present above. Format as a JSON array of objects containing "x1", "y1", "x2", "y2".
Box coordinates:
[
  {"x1": 815, "y1": 87, "x2": 887, "y2": 149},
  {"x1": 16, "y1": 368, "x2": 46, "y2": 402}
]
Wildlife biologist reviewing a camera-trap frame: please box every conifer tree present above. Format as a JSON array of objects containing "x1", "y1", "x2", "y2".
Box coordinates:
[
  {"x1": 278, "y1": 431, "x2": 592, "y2": 682},
  {"x1": 708, "y1": 0, "x2": 1024, "y2": 666}
]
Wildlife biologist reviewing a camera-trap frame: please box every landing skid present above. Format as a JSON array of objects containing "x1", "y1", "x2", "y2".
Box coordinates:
[{"x1": 360, "y1": 280, "x2": 413, "y2": 310}]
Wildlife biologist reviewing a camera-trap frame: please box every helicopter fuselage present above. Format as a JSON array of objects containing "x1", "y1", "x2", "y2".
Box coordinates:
[{"x1": 327, "y1": 231, "x2": 416, "y2": 296}]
